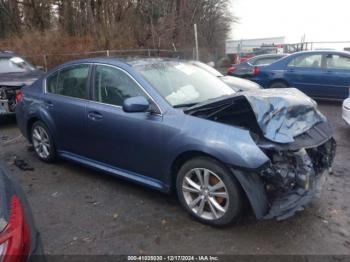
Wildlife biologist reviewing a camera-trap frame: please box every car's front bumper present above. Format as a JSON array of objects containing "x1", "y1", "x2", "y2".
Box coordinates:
[
  {"x1": 231, "y1": 138, "x2": 336, "y2": 221},
  {"x1": 264, "y1": 169, "x2": 328, "y2": 220},
  {"x1": 342, "y1": 98, "x2": 350, "y2": 126}
]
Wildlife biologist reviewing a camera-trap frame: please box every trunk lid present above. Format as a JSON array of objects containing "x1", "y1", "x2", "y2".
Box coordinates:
[{"x1": 0, "y1": 70, "x2": 43, "y2": 88}]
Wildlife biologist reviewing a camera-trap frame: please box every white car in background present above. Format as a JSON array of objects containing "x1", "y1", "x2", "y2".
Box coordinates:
[{"x1": 343, "y1": 90, "x2": 350, "y2": 126}]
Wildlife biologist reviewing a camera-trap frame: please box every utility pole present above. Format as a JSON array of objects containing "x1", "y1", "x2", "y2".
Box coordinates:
[{"x1": 194, "y1": 23, "x2": 199, "y2": 60}]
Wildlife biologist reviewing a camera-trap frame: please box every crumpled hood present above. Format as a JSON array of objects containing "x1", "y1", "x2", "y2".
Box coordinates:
[
  {"x1": 185, "y1": 88, "x2": 326, "y2": 144},
  {"x1": 243, "y1": 88, "x2": 326, "y2": 143},
  {"x1": 0, "y1": 70, "x2": 43, "y2": 87}
]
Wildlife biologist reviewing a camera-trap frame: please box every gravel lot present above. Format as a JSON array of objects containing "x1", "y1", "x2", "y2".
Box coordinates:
[{"x1": 0, "y1": 101, "x2": 350, "y2": 256}]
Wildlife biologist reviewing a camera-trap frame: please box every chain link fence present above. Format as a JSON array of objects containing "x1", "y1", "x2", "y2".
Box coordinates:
[
  {"x1": 22, "y1": 49, "x2": 177, "y2": 71},
  {"x1": 20, "y1": 47, "x2": 223, "y2": 71}
]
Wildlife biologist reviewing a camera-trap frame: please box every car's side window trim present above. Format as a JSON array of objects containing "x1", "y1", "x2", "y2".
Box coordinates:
[
  {"x1": 90, "y1": 63, "x2": 163, "y2": 115},
  {"x1": 43, "y1": 63, "x2": 93, "y2": 102}
]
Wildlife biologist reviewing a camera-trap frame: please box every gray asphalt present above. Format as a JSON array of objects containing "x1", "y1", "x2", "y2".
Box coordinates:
[{"x1": 0, "y1": 101, "x2": 349, "y2": 255}]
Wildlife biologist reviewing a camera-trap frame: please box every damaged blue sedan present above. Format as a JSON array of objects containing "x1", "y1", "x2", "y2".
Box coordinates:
[{"x1": 15, "y1": 58, "x2": 336, "y2": 226}]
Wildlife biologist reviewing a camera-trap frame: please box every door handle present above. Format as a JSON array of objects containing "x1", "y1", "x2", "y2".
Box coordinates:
[{"x1": 88, "y1": 112, "x2": 103, "y2": 121}]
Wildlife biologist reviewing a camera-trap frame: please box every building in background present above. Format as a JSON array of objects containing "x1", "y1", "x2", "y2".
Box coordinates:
[{"x1": 225, "y1": 36, "x2": 285, "y2": 63}]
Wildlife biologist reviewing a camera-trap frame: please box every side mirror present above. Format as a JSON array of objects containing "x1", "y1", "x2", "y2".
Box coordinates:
[
  {"x1": 36, "y1": 66, "x2": 45, "y2": 71},
  {"x1": 123, "y1": 96, "x2": 150, "y2": 113}
]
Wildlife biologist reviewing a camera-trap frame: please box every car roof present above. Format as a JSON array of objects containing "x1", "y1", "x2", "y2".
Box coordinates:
[
  {"x1": 57, "y1": 57, "x2": 186, "y2": 68},
  {"x1": 246, "y1": 54, "x2": 288, "y2": 63},
  {"x1": 251, "y1": 54, "x2": 287, "y2": 59},
  {"x1": 290, "y1": 50, "x2": 350, "y2": 56}
]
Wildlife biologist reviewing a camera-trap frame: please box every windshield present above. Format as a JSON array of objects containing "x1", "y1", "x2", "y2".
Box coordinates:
[
  {"x1": 191, "y1": 61, "x2": 223, "y2": 77},
  {"x1": 0, "y1": 56, "x2": 35, "y2": 74},
  {"x1": 135, "y1": 62, "x2": 235, "y2": 107}
]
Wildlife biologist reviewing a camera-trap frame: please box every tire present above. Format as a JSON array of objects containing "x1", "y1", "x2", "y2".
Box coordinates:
[
  {"x1": 269, "y1": 81, "x2": 288, "y2": 89},
  {"x1": 31, "y1": 121, "x2": 56, "y2": 162},
  {"x1": 176, "y1": 157, "x2": 243, "y2": 226}
]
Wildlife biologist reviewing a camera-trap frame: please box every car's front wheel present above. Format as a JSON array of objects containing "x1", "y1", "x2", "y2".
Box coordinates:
[
  {"x1": 176, "y1": 157, "x2": 243, "y2": 226},
  {"x1": 31, "y1": 121, "x2": 56, "y2": 162}
]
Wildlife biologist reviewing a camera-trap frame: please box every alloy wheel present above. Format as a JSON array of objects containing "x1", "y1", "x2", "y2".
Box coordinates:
[
  {"x1": 32, "y1": 126, "x2": 51, "y2": 159},
  {"x1": 182, "y1": 168, "x2": 229, "y2": 220}
]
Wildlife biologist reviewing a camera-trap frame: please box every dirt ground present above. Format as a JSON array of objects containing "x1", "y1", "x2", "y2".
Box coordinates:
[{"x1": 0, "y1": 101, "x2": 350, "y2": 256}]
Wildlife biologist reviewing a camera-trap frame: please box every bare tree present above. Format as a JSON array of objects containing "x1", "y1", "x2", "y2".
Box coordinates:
[{"x1": 0, "y1": 0, "x2": 235, "y2": 60}]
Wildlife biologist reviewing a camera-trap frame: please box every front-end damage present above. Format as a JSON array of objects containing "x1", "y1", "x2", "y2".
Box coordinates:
[
  {"x1": 0, "y1": 70, "x2": 43, "y2": 115},
  {"x1": 0, "y1": 85, "x2": 22, "y2": 114},
  {"x1": 260, "y1": 138, "x2": 336, "y2": 220},
  {"x1": 185, "y1": 88, "x2": 337, "y2": 220}
]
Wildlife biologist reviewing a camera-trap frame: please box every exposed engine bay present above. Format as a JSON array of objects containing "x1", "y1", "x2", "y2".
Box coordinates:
[
  {"x1": 185, "y1": 88, "x2": 337, "y2": 220},
  {"x1": 261, "y1": 138, "x2": 336, "y2": 219},
  {"x1": 0, "y1": 85, "x2": 21, "y2": 114}
]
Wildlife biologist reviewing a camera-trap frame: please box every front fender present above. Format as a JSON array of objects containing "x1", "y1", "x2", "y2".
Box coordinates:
[
  {"x1": 230, "y1": 169, "x2": 269, "y2": 219},
  {"x1": 163, "y1": 115, "x2": 271, "y2": 217},
  {"x1": 165, "y1": 114, "x2": 270, "y2": 179}
]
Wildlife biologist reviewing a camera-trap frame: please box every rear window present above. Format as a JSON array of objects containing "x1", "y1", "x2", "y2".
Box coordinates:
[
  {"x1": 46, "y1": 64, "x2": 89, "y2": 99},
  {"x1": 249, "y1": 56, "x2": 285, "y2": 66},
  {"x1": 254, "y1": 57, "x2": 281, "y2": 65}
]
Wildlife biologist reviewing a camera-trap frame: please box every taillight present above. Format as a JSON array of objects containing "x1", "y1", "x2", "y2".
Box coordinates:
[
  {"x1": 15, "y1": 91, "x2": 23, "y2": 104},
  {"x1": 253, "y1": 66, "x2": 260, "y2": 76},
  {"x1": 0, "y1": 196, "x2": 31, "y2": 262},
  {"x1": 227, "y1": 67, "x2": 236, "y2": 74}
]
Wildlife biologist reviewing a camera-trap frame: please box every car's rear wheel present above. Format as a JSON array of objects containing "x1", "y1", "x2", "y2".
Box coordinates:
[
  {"x1": 269, "y1": 81, "x2": 288, "y2": 89},
  {"x1": 31, "y1": 121, "x2": 56, "y2": 162},
  {"x1": 176, "y1": 157, "x2": 243, "y2": 226}
]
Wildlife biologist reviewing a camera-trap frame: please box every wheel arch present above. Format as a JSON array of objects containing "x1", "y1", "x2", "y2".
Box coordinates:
[
  {"x1": 268, "y1": 78, "x2": 290, "y2": 88},
  {"x1": 26, "y1": 116, "x2": 57, "y2": 146},
  {"x1": 169, "y1": 150, "x2": 269, "y2": 219},
  {"x1": 27, "y1": 117, "x2": 40, "y2": 143}
]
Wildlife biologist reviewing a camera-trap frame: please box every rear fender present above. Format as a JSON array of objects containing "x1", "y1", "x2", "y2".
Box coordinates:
[{"x1": 26, "y1": 105, "x2": 58, "y2": 146}]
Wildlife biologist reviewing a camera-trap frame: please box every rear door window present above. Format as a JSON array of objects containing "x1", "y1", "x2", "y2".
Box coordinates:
[
  {"x1": 254, "y1": 57, "x2": 280, "y2": 65},
  {"x1": 46, "y1": 64, "x2": 89, "y2": 99},
  {"x1": 288, "y1": 54, "x2": 323, "y2": 68},
  {"x1": 326, "y1": 54, "x2": 350, "y2": 70}
]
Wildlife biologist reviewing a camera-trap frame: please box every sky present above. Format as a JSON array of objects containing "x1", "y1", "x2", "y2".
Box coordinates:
[{"x1": 230, "y1": 0, "x2": 350, "y2": 46}]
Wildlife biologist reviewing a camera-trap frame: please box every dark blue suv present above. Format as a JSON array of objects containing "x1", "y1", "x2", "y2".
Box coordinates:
[
  {"x1": 251, "y1": 50, "x2": 350, "y2": 100},
  {"x1": 15, "y1": 58, "x2": 336, "y2": 226}
]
